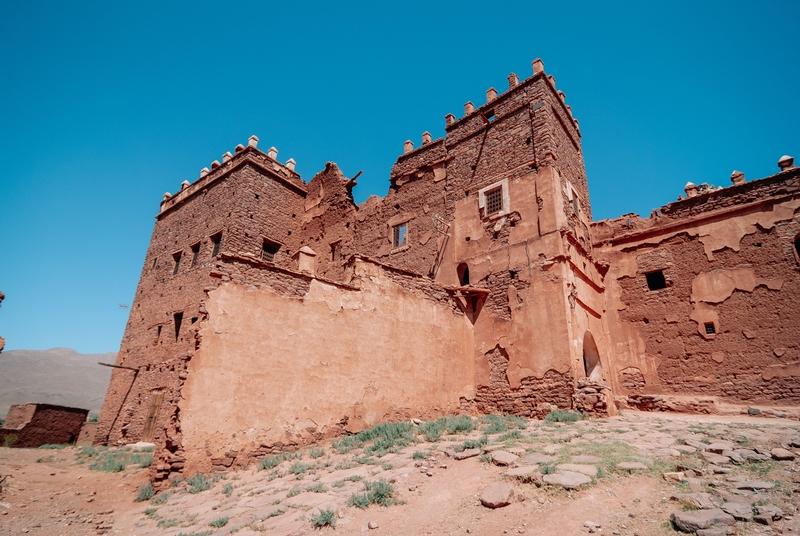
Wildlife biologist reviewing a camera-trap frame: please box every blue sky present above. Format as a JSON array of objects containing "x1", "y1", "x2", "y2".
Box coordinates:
[{"x1": 1, "y1": 1, "x2": 798, "y2": 353}]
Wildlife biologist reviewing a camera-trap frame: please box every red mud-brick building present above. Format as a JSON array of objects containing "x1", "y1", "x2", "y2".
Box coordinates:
[
  {"x1": 95, "y1": 59, "x2": 800, "y2": 484},
  {"x1": 1, "y1": 403, "x2": 89, "y2": 448}
]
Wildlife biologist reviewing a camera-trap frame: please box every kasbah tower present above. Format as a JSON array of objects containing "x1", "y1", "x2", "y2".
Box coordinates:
[{"x1": 96, "y1": 59, "x2": 800, "y2": 486}]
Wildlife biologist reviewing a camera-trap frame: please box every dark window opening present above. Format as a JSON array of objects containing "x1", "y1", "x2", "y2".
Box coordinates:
[
  {"x1": 482, "y1": 109, "x2": 495, "y2": 122},
  {"x1": 191, "y1": 317, "x2": 198, "y2": 324},
  {"x1": 457, "y1": 263, "x2": 470, "y2": 286},
  {"x1": 211, "y1": 233, "x2": 222, "y2": 257},
  {"x1": 704, "y1": 323, "x2": 716, "y2": 335},
  {"x1": 190, "y1": 243, "x2": 200, "y2": 267},
  {"x1": 173, "y1": 312, "x2": 183, "y2": 341},
  {"x1": 261, "y1": 240, "x2": 280, "y2": 263},
  {"x1": 509, "y1": 270, "x2": 516, "y2": 280},
  {"x1": 151, "y1": 257, "x2": 158, "y2": 269},
  {"x1": 572, "y1": 195, "x2": 579, "y2": 215},
  {"x1": 331, "y1": 241, "x2": 341, "y2": 262},
  {"x1": 172, "y1": 252, "x2": 181, "y2": 275},
  {"x1": 794, "y1": 236, "x2": 800, "y2": 258},
  {"x1": 645, "y1": 270, "x2": 667, "y2": 290},
  {"x1": 156, "y1": 325, "x2": 162, "y2": 342},
  {"x1": 255, "y1": 193, "x2": 260, "y2": 199},
  {"x1": 392, "y1": 224, "x2": 407, "y2": 248},
  {"x1": 486, "y1": 186, "x2": 503, "y2": 215}
]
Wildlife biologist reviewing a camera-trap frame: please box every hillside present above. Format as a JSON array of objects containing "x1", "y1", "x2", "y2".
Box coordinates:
[{"x1": 0, "y1": 347, "x2": 114, "y2": 418}]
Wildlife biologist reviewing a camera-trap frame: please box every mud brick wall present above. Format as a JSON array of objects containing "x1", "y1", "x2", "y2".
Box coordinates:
[
  {"x1": 465, "y1": 346, "x2": 573, "y2": 417},
  {"x1": 0, "y1": 404, "x2": 88, "y2": 448},
  {"x1": 596, "y1": 169, "x2": 800, "y2": 404}
]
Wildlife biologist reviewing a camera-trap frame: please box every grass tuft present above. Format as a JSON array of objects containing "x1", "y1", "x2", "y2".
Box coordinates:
[
  {"x1": 309, "y1": 448, "x2": 325, "y2": 459},
  {"x1": 346, "y1": 479, "x2": 398, "y2": 509},
  {"x1": 187, "y1": 473, "x2": 212, "y2": 494},
  {"x1": 135, "y1": 482, "x2": 155, "y2": 502},
  {"x1": 311, "y1": 508, "x2": 336, "y2": 528},
  {"x1": 209, "y1": 516, "x2": 229, "y2": 528},
  {"x1": 333, "y1": 421, "x2": 415, "y2": 455},
  {"x1": 150, "y1": 491, "x2": 170, "y2": 504},
  {"x1": 544, "y1": 409, "x2": 584, "y2": 423}
]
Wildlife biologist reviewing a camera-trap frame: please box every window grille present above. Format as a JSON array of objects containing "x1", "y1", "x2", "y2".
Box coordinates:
[
  {"x1": 485, "y1": 187, "x2": 503, "y2": 215},
  {"x1": 262, "y1": 241, "x2": 279, "y2": 263}
]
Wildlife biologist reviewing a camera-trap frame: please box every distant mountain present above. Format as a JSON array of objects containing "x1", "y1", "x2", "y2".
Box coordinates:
[{"x1": 0, "y1": 348, "x2": 115, "y2": 418}]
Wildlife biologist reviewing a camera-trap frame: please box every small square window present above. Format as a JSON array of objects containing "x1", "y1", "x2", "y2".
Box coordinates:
[
  {"x1": 190, "y1": 243, "x2": 200, "y2": 267},
  {"x1": 645, "y1": 270, "x2": 667, "y2": 290},
  {"x1": 261, "y1": 240, "x2": 280, "y2": 263},
  {"x1": 704, "y1": 323, "x2": 716, "y2": 335},
  {"x1": 172, "y1": 252, "x2": 182, "y2": 275},
  {"x1": 485, "y1": 187, "x2": 503, "y2": 215},
  {"x1": 392, "y1": 224, "x2": 407, "y2": 248},
  {"x1": 211, "y1": 233, "x2": 222, "y2": 257}
]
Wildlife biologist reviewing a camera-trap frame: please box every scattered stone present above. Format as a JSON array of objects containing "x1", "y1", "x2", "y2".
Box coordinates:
[
  {"x1": 733, "y1": 449, "x2": 770, "y2": 461},
  {"x1": 753, "y1": 514, "x2": 772, "y2": 525},
  {"x1": 521, "y1": 453, "x2": 555, "y2": 464},
  {"x1": 454, "y1": 449, "x2": 480, "y2": 461},
  {"x1": 491, "y1": 451, "x2": 519, "y2": 466},
  {"x1": 755, "y1": 505, "x2": 783, "y2": 521},
  {"x1": 481, "y1": 482, "x2": 514, "y2": 508},
  {"x1": 572, "y1": 455, "x2": 602, "y2": 463},
  {"x1": 771, "y1": 447, "x2": 795, "y2": 461},
  {"x1": 670, "y1": 509, "x2": 735, "y2": 532},
  {"x1": 542, "y1": 471, "x2": 592, "y2": 489},
  {"x1": 671, "y1": 493, "x2": 722, "y2": 509},
  {"x1": 557, "y1": 463, "x2": 597, "y2": 477},
  {"x1": 504, "y1": 466, "x2": 539, "y2": 478},
  {"x1": 705, "y1": 441, "x2": 735, "y2": 454},
  {"x1": 734, "y1": 481, "x2": 775, "y2": 490},
  {"x1": 663, "y1": 472, "x2": 685, "y2": 482},
  {"x1": 701, "y1": 452, "x2": 730, "y2": 465},
  {"x1": 368, "y1": 520, "x2": 379, "y2": 529},
  {"x1": 748, "y1": 407, "x2": 761, "y2": 415},
  {"x1": 720, "y1": 502, "x2": 753, "y2": 521},
  {"x1": 617, "y1": 462, "x2": 648, "y2": 472},
  {"x1": 696, "y1": 528, "x2": 733, "y2": 536}
]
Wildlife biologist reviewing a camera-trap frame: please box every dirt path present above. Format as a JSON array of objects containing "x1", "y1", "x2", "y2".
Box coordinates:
[{"x1": 1, "y1": 412, "x2": 799, "y2": 536}]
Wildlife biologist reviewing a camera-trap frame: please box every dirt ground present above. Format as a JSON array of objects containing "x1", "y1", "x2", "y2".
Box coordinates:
[{"x1": 1, "y1": 411, "x2": 799, "y2": 536}]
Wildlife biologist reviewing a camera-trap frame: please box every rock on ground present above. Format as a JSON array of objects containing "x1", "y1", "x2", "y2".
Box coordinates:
[
  {"x1": 480, "y1": 481, "x2": 514, "y2": 508},
  {"x1": 670, "y1": 508, "x2": 735, "y2": 532},
  {"x1": 491, "y1": 451, "x2": 518, "y2": 466},
  {"x1": 542, "y1": 471, "x2": 592, "y2": 489},
  {"x1": 720, "y1": 501, "x2": 753, "y2": 521}
]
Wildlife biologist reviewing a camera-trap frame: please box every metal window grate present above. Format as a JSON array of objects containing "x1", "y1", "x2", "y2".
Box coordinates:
[
  {"x1": 486, "y1": 187, "x2": 503, "y2": 215},
  {"x1": 704, "y1": 323, "x2": 716, "y2": 335},
  {"x1": 393, "y1": 224, "x2": 407, "y2": 248},
  {"x1": 262, "y1": 241, "x2": 279, "y2": 263}
]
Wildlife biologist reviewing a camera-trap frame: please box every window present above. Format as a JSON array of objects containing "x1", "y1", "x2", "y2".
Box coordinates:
[
  {"x1": 485, "y1": 187, "x2": 503, "y2": 215},
  {"x1": 330, "y1": 241, "x2": 341, "y2": 262},
  {"x1": 457, "y1": 263, "x2": 470, "y2": 286},
  {"x1": 261, "y1": 240, "x2": 280, "y2": 263},
  {"x1": 211, "y1": 233, "x2": 222, "y2": 257},
  {"x1": 645, "y1": 270, "x2": 667, "y2": 290},
  {"x1": 190, "y1": 243, "x2": 200, "y2": 267},
  {"x1": 392, "y1": 223, "x2": 407, "y2": 248},
  {"x1": 795, "y1": 235, "x2": 800, "y2": 260},
  {"x1": 482, "y1": 109, "x2": 495, "y2": 123},
  {"x1": 173, "y1": 312, "x2": 183, "y2": 341},
  {"x1": 172, "y1": 252, "x2": 182, "y2": 275},
  {"x1": 704, "y1": 323, "x2": 716, "y2": 335},
  {"x1": 151, "y1": 257, "x2": 158, "y2": 269}
]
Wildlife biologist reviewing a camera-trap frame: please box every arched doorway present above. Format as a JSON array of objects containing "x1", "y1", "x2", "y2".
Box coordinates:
[
  {"x1": 583, "y1": 331, "x2": 603, "y2": 381},
  {"x1": 457, "y1": 263, "x2": 470, "y2": 286}
]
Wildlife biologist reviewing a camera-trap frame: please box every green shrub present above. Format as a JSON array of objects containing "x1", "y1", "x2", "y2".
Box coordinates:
[
  {"x1": 445, "y1": 415, "x2": 475, "y2": 434},
  {"x1": 540, "y1": 463, "x2": 555, "y2": 474},
  {"x1": 455, "y1": 436, "x2": 488, "y2": 452},
  {"x1": 143, "y1": 507, "x2": 158, "y2": 518},
  {"x1": 306, "y1": 483, "x2": 327, "y2": 493},
  {"x1": 498, "y1": 430, "x2": 522, "y2": 442},
  {"x1": 287, "y1": 487, "x2": 301, "y2": 498},
  {"x1": 88, "y1": 414, "x2": 99, "y2": 423},
  {"x1": 333, "y1": 421, "x2": 415, "y2": 455},
  {"x1": 187, "y1": 473, "x2": 212, "y2": 494},
  {"x1": 480, "y1": 415, "x2": 508, "y2": 434},
  {"x1": 135, "y1": 482, "x2": 155, "y2": 502},
  {"x1": 311, "y1": 508, "x2": 336, "y2": 528},
  {"x1": 345, "y1": 475, "x2": 362, "y2": 482},
  {"x1": 38, "y1": 444, "x2": 68, "y2": 449},
  {"x1": 77, "y1": 446, "x2": 98, "y2": 458},
  {"x1": 150, "y1": 491, "x2": 170, "y2": 504},
  {"x1": 222, "y1": 483, "x2": 233, "y2": 497},
  {"x1": 309, "y1": 448, "x2": 325, "y2": 459},
  {"x1": 157, "y1": 517, "x2": 180, "y2": 528},
  {"x1": 544, "y1": 409, "x2": 584, "y2": 423},
  {"x1": 346, "y1": 479, "x2": 398, "y2": 508},
  {"x1": 209, "y1": 516, "x2": 229, "y2": 528},
  {"x1": 289, "y1": 462, "x2": 309, "y2": 477},
  {"x1": 412, "y1": 450, "x2": 427, "y2": 460},
  {"x1": 87, "y1": 447, "x2": 153, "y2": 472},
  {"x1": 419, "y1": 418, "x2": 447, "y2": 442}
]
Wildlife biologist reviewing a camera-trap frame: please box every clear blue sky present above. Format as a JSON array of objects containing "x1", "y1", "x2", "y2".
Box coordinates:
[{"x1": 1, "y1": 1, "x2": 798, "y2": 353}]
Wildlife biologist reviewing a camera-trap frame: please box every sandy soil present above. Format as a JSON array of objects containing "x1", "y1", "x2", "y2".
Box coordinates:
[{"x1": 1, "y1": 412, "x2": 799, "y2": 536}]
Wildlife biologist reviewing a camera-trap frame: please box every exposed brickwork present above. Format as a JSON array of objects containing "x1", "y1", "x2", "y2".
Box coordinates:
[{"x1": 0, "y1": 403, "x2": 88, "y2": 447}]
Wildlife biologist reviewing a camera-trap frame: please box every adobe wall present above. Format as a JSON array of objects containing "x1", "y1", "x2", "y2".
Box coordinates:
[
  {"x1": 97, "y1": 145, "x2": 307, "y2": 473},
  {"x1": 0, "y1": 403, "x2": 88, "y2": 447},
  {"x1": 593, "y1": 169, "x2": 800, "y2": 407},
  {"x1": 176, "y1": 258, "x2": 474, "y2": 474}
]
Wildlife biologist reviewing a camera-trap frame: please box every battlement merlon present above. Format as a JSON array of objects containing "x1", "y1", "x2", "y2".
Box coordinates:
[{"x1": 157, "y1": 137, "x2": 307, "y2": 219}]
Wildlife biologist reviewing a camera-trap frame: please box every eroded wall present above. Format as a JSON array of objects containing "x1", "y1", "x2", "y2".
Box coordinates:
[
  {"x1": 594, "y1": 170, "x2": 800, "y2": 406},
  {"x1": 177, "y1": 259, "x2": 474, "y2": 474}
]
